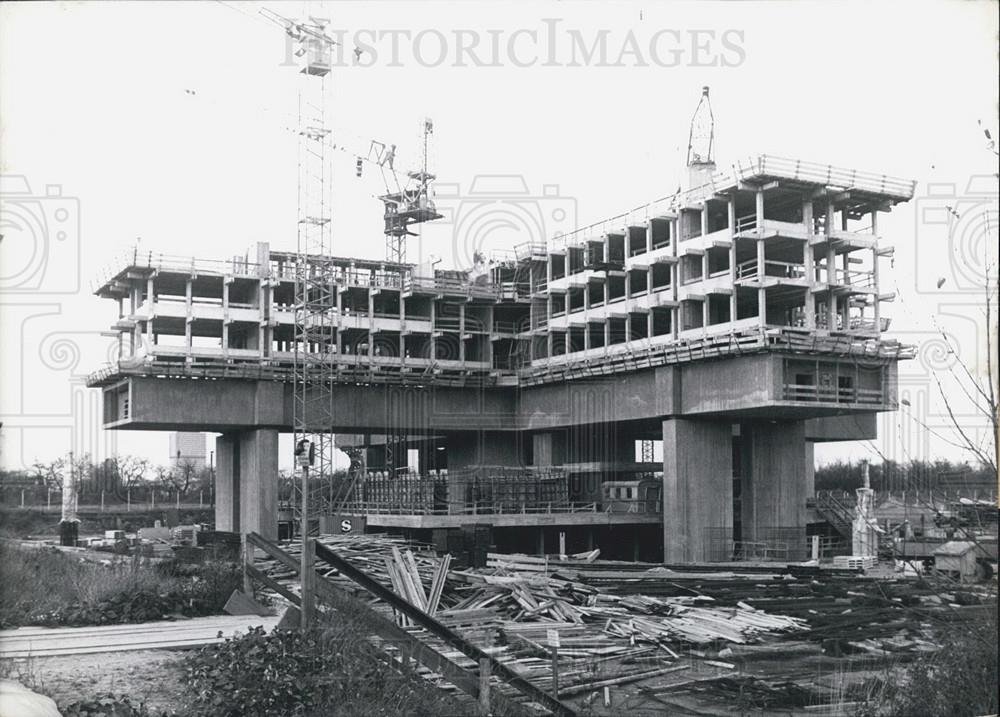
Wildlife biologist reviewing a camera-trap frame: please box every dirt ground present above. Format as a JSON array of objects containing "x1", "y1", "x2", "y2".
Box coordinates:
[
  {"x1": 2, "y1": 647, "x2": 876, "y2": 717},
  {"x1": 4, "y1": 649, "x2": 187, "y2": 713}
]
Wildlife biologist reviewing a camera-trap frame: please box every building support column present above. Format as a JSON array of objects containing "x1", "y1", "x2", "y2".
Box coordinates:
[
  {"x1": 239, "y1": 429, "x2": 278, "y2": 539},
  {"x1": 214, "y1": 429, "x2": 278, "y2": 538},
  {"x1": 662, "y1": 418, "x2": 733, "y2": 563},
  {"x1": 802, "y1": 198, "x2": 816, "y2": 329},
  {"x1": 215, "y1": 433, "x2": 239, "y2": 533},
  {"x1": 728, "y1": 198, "x2": 738, "y2": 322},
  {"x1": 740, "y1": 421, "x2": 807, "y2": 558},
  {"x1": 756, "y1": 239, "x2": 767, "y2": 328},
  {"x1": 222, "y1": 278, "x2": 230, "y2": 356},
  {"x1": 184, "y1": 278, "x2": 193, "y2": 358},
  {"x1": 871, "y1": 207, "x2": 881, "y2": 330},
  {"x1": 825, "y1": 201, "x2": 836, "y2": 328}
]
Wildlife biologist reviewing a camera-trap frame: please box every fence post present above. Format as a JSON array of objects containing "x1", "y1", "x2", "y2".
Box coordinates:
[
  {"x1": 47, "y1": 488, "x2": 51, "y2": 510},
  {"x1": 199, "y1": 490, "x2": 203, "y2": 508},
  {"x1": 101, "y1": 491, "x2": 105, "y2": 512},
  {"x1": 127, "y1": 489, "x2": 131, "y2": 512},
  {"x1": 811, "y1": 535, "x2": 820, "y2": 561},
  {"x1": 151, "y1": 490, "x2": 156, "y2": 509},
  {"x1": 20, "y1": 489, "x2": 25, "y2": 508},
  {"x1": 176, "y1": 492, "x2": 180, "y2": 510}
]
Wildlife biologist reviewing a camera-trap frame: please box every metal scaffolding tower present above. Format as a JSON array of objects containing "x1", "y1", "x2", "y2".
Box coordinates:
[
  {"x1": 263, "y1": 8, "x2": 338, "y2": 529},
  {"x1": 640, "y1": 440, "x2": 655, "y2": 464}
]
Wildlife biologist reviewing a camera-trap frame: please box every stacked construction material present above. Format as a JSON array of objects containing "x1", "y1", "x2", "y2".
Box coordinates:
[
  {"x1": 263, "y1": 535, "x2": 808, "y2": 650},
  {"x1": 250, "y1": 535, "x2": 993, "y2": 713}
]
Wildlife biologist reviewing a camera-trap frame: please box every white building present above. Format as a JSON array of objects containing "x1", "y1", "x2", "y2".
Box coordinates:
[{"x1": 169, "y1": 432, "x2": 207, "y2": 472}]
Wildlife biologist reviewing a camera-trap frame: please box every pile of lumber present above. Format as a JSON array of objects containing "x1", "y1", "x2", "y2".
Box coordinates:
[
  {"x1": 383, "y1": 547, "x2": 450, "y2": 622},
  {"x1": 271, "y1": 537, "x2": 809, "y2": 649},
  {"x1": 445, "y1": 570, "x2": 807, "y2": 648},
  {"x1": 251, "y1": 535, "x2": 995, "y2": 712}
]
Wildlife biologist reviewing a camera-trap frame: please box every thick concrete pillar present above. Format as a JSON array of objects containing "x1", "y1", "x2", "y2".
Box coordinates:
[
  {"x1": 214, "y1": 433, "x2": 239, "y2": 533},
  {"x1": 214, "y1": 429, "x2": 278, "y2": 538},
  {"x1": 741, "y1": 421, "x2": 807, "y2": 556},
  {"x1": 662, "y1": 419, "x2": 733, "y2": 563},
  {"x1": 239, "y1": 429, "x2": 278, "y2": 539}
]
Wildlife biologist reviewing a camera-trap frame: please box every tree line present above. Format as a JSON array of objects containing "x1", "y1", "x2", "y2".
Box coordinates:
[
  {"x1": 0, "y1": 453, "x2": 214, "y2": 499},
  {"x1": 816, "y1": 458, "x2": 997, "y2": 493}
]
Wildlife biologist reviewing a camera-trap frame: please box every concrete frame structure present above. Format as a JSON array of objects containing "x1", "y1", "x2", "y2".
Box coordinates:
[{"x1": 88, "y1": 154, "x2": 916, "y2": 562}]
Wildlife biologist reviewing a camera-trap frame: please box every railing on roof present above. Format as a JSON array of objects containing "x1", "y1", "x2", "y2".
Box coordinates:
[
  {"x1": 92, "y1": 248, "x2": 264, "y2": 292},
  {"x1": 517, "y1": 325, "x2": 916, "y2": 386},
  {"x1": 750, "y1": 155, "x2": 917, "y2": 199},
  {"x1": 542, "y1": 154, "x2": 915, "y2": 257}
]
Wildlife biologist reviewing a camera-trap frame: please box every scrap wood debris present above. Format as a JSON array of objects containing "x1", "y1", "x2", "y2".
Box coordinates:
[
  {"x1": 259, "y1": 535, "x2": 808, "y2": 650},
  {"x1": 251, "y1": 534, "x2": 996, "y2": 709}
]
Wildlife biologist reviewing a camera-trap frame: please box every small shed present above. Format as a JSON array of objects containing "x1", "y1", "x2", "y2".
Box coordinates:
[{"x1": 932, "y1": 541, "x2": 979, "y2": 583}]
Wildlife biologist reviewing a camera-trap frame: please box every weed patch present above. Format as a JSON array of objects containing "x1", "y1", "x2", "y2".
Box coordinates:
[
  {"x1": 851, "y1": 605, "x2": 998, "y2": 717},
  {"x1": 184, "y1": 624, "x2": 465, "y2": 717},
  {"x1": 0, "y1": 543, "x2": 240, "y2": 628}
]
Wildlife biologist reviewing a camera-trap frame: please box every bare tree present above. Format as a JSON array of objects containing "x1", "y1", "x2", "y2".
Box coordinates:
[
  {"x1": 159, "y1": 459, "x2": 199, "y2": 496},
  {"x1": 29, "y1": 457, "x2": 64, "y2": 490},
  {"x1": 28, "y1": 452, "x2": 92, "y2": 491},
  {"x1": 907, "y1": 211, "x2": 999, "y2": 477},
  {"x1": 108, "y1": 455, "x2": 152, "y2": 494}
]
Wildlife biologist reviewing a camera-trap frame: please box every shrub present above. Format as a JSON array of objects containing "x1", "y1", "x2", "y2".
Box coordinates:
[
  {"x1": 184, "y1": 625, "x2": 464, "y2": 717},
  {"x1": 61, "y1": 694, "x2": 169, "y2": 717},
  {"x1": 0, "y1": 544, "x2": 241, "y2": 628},
  {"x1": 852, "y1": 606, "x2": 998, "y2": 717}
]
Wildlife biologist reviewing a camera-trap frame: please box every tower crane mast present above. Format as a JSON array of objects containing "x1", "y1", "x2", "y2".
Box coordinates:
[{"x1": 261, "y1": 7, "x2": 337, "y2": 548}]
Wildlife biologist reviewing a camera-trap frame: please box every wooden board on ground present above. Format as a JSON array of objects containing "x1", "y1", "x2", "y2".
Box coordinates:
[{"x1": 0, "y1": 614, "x2": 280, "y2": 658}]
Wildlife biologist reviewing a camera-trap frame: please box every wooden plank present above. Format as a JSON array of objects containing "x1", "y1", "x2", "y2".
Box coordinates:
[
  {"x1": 0, "y1": 615, "x2": 281, "y2": 658},
  {"x1": 558, "y1": 665, "x2": 689, "y2": 697},
  {"x1": 312, "y1": 539, "x2": 578, "y2": 717},
  {"x1": 245, "y1": 564, "x2": 301, "y2": 607}
]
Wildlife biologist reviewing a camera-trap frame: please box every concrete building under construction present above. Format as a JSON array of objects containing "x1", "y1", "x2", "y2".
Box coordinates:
[{"x1": 87, "y1": 145, "x2": 916, "y2": 562}]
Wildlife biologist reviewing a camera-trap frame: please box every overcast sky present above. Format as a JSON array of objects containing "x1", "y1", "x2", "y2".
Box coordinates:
[{"x1": 1, "y1": 0, "x2": 997, "y2": 473}]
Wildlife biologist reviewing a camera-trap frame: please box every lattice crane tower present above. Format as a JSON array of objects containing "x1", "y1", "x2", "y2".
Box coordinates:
[{"x1": 262, "y1": 8, "x2": 337, "y2": 526}]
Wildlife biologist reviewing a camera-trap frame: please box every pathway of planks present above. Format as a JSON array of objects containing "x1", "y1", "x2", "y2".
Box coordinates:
[{"x1": 0, "y1": 614, "x2": 280, "y2": 658}]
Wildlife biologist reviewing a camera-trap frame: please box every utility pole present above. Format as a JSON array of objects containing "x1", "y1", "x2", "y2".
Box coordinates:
[{"x1": 296, "y1": 439, "x2": 315, "y2": 628}]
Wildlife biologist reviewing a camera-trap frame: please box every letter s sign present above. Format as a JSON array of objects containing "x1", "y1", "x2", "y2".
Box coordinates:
[{"x1": 340, "y1": 519, "x2": 353, "y2": 533}]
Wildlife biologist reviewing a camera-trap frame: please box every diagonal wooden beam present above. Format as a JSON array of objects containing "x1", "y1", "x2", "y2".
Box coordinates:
[{"x1": 313, "y1": 540, "x2": 579, "y2": 717}]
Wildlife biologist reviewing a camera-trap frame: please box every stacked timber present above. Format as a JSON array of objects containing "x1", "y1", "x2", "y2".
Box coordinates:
[
  {"x1": 259, "y1": 536, "x2": 810, "y2": 649},
  {"x1": 249, "y1": 535, "x2": 992, "y2": 713}
]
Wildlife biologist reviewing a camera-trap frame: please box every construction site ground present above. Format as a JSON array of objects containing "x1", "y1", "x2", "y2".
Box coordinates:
[
  {"x1": 0, "y1": 641, "x2": 890, "y2": 717},
  {"x1": 2, "y1": 532, "x2": 995, "y2": 716},
  {"x1": 5, "y1": 650, "x2": 184, "y2": 714}
]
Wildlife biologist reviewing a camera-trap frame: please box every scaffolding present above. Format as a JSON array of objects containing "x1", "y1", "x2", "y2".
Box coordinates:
[{"x1": 261, "y1": 8, "x2": 339, "y2": 527}]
